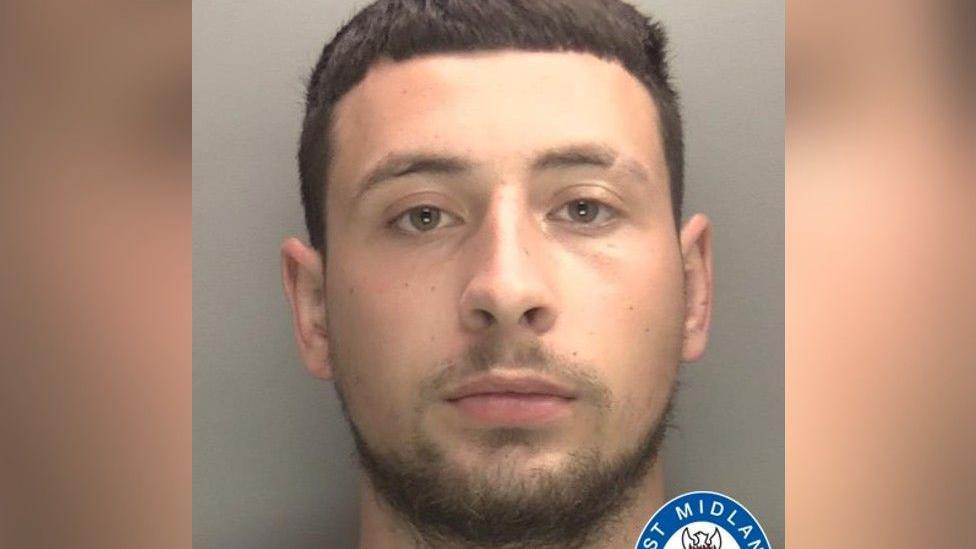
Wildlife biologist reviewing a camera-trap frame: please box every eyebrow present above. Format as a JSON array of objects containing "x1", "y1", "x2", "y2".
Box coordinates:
[
  {"x1": 353, "y1": 142, "x2": 651, "y2": 199},
  {"x1": 531, "y1": 143, "x2": 618, "y2": 171},
  {"x1": 354, "y1": 153, "x2": 472, "y2": 199},
  {"x1": 532, "y1": 143, "x2": 653, "y2": 184}
]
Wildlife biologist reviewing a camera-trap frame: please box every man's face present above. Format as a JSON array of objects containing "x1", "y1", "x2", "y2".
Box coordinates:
[{"x1": 283, "y1": 50, "x2": 711, "y2": 543}]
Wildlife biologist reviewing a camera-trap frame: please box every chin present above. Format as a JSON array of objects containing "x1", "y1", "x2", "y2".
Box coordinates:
[{"x1": 447, "y1": 437, "x2": 585, "y2": 476}]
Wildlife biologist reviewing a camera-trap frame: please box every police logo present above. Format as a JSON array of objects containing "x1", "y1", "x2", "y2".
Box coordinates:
[
  {"x1": 634, "y1": 491, "x2": 771, "y2": 549},
  {"x1": 681, "y1": 526, "x2": 722, "y2": 548}
]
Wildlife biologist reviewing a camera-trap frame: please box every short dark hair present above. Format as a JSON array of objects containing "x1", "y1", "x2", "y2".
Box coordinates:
[{"x1": 299, "y1": 0, "x2": 683, "y2": 251}]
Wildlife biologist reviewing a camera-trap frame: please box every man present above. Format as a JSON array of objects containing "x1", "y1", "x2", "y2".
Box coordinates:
[{"x1": 281, "y1": 1, "x2": 712, "y2": 547}]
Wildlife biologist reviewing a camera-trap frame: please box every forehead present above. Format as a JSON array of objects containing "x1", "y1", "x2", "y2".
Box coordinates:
[{"x1": 329, "y1": 50, "x2": 663, "y2": 184}]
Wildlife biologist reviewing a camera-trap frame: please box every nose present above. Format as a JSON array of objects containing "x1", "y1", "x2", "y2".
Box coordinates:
[{"x1": 458, "y1": 190, "x2": 558, "y2": 335}]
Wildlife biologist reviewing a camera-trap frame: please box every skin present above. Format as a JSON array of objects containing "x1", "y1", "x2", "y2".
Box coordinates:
[
  {"x1": 0, "y1": 2, "x2": 190, "y2": 547},
  {"x1": 282, "y1": 51, "x2": 712, "y2": 548},
  {"x1": 788, "y1": 0, "x2": 975, "y2": 546}
]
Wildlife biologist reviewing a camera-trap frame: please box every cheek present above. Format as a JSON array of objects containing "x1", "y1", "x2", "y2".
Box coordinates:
[
  {"x1": 556, "y1": 233, "x2": 684, "y2": 428},
  {"x1": 332, "y1": 255, "x2": 457, "y2": 357},
  {"x1": 607, "y1": 269, "x2": 684, "y2": 426},
  {"x1": 325, "y1": 254, "x2": 456, "y2": 438},
  {"x1": 560, "y1": 231, "x2": 685, "y2": 355}
]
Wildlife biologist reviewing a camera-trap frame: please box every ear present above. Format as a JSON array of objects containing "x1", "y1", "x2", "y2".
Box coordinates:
[
  {"x1": 678, "y1": 214, "x2": 713, "y2": 362},
  {"x1": 281, "y1": 237, "x2": 332, "y2": 379}
]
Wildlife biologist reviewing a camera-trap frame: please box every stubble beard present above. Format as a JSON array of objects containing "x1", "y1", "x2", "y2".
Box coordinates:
[{"x1": 333, "y1": 375, "x2": 676, "y2": 549}]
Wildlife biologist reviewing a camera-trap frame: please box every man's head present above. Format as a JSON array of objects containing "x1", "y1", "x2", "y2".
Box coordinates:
[
  {"x1": 298, "y1": 0, "x2": 685, "y2": 253},
  {"x1": 282, "y1": 1, "x2": 712, "y2": 546}
]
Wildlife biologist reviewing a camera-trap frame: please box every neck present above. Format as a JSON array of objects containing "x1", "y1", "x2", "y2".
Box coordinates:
[{"x1": 357, "y1": 459, "x2": 666, "y2": 549}]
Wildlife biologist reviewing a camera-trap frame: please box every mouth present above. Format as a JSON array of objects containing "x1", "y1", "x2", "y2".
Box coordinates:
[{"x1": 443, "y1": 372, "x2": 577, "y2": 425}]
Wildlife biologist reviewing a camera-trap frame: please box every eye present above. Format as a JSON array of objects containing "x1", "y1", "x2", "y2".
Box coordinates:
[
  {"x1": 550, "y1": 198, "x2": 617, "y2": 226},
  {"x1": 391, "y1": 205, "x2": 460, "y2": 233}
]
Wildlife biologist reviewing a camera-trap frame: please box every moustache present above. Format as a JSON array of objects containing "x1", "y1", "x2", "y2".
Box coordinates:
[{"x1": 421, "y1": 336, "x2": 612, "y2": 409}]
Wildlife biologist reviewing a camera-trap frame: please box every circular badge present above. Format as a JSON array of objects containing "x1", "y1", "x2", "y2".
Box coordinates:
[{"x1": 633, "y1": 491, "x2": 771, "y2": 549}]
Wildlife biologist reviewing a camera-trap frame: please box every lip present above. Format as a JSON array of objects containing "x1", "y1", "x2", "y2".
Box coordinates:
[
  {"x1": 443, "y1": 372, "x2": 577, "y2": 425},
  {"x1": 443, "y1": 372, "x2": 578, "y2": 401}
]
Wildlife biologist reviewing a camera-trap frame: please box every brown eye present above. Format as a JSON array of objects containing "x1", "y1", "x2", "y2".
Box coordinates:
[
  {"x1": 567, "y1": 199, "x2": 600, "y2": 223},
  {"x1": 548, "y1": 198, "x2": 618, "y2": 228},
  {"x1": 409, "y1": 206, "x2": 441, "y2": 231},
  {"x1": 391, "y1": 205, "x2": 460, "y2": 234}
]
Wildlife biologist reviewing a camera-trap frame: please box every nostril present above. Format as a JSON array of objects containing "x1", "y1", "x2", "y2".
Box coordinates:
[
  {"x1": 521, "y1": 306, "x2": 544, "y2": 327},
  {"x1": 475, "y1": 309, "x2": 495, "y2": 327},
  {"x1": 522, "y1": 306, "x2": 556, "y2": 332}
]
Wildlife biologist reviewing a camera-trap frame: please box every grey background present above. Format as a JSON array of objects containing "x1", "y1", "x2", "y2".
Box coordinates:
[{"x1": 192, "y1": 1, "x2": 784, "y2": 547}]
